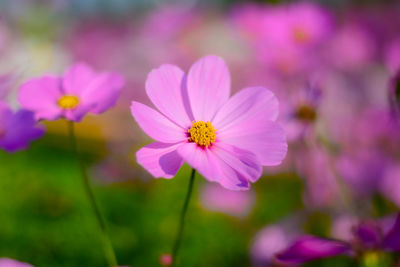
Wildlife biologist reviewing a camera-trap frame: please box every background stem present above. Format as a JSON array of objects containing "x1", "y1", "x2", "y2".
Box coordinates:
[
  {"x1": 171, "y1": 168, "x2": 196, "y2": 266},
  {"x1": 67, "y1": 120, "x2": 118, "y2": 267}
]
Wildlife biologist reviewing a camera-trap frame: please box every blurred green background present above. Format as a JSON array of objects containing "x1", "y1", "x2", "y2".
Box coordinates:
[{"x1": 0, "y1": 124, "x2": 304, "y2": 267}]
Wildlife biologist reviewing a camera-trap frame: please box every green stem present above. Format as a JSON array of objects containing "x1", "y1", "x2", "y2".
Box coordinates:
[
  {"x1": 67, "y1": 121, "x2": 118, "y2": 267},
  {"x1": 171, "y1": 168, "x2": 196, "y2": 267}
]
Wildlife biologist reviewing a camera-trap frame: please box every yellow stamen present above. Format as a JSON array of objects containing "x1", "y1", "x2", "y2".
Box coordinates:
[
  {"x1": 188, "y1": 121, "x2": 217, "y2": 148},
  {"x1": 57, "y1": 95, "x2": 80, "y2": 109}
]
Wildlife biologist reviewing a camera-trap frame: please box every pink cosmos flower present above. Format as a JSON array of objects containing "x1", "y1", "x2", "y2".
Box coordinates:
[
  {"x1": 131, "y1": 55, "x2": 287, "y2": 190},
  {"x1": 0, "y1": 258, "x2": 34, "y2": 267},
  {"x1": 0, "y1": 101, "x2": 44, "y2": 152},
  {"x1": 18, "y1": 62, "x2": 125, "y2": 122}
]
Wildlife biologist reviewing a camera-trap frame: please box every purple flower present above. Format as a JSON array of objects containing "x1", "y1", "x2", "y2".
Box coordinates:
[
  {"x1": 0, "y1": 101, "x2": 44, "y2": 152},
  {"x1": 276, "y1": 213, "x2": 400, "y2": 264},
  {"x1": 251, "y1": 222, "x2": 299, "y2": 267},
  {"x1": 131, "y1": 55, "x2": 287, "y2": 190},
  {"x1": 0, "y1": 258, "x2": 34, "y2": 267},
  {"x1": 276, "y1": 236, "x2": 351, "y2": 264},
  {"x1": 18, "y1": 62, "x2": 125, "y2": 122}
]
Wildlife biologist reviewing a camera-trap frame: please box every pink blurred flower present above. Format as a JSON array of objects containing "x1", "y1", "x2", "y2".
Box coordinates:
[
  {"x1": 232, "y1": 2, "x2": 332, "y2": 48},
  {"x1": 295, "y1": 145, "x2": 340, "y2": 209},
  {"x1": 131, "y1": 55, "x2": 287, "y2": 190},
  {"x1": 336, "y1": 110, "x2": 400, "y2": 202},
  {"x1": 159, "y1": 254, "x2": 172, "y2": 266},
  {"x1": 384, "y1": 38, "x2": 400, "y2": 74},
  {"x1": 231, "y1": 2, "x2": 331, "y2": 76},
  {"x1": 0, "y1": 101, "x2": 44, "y2": 152},
  {"x1": 18, "y1": 62, "x2": 125, "y2": 122},
  {"x1": 380, "y1": 165, "x2": 400, "y2": 207},
  {"x1": 325, "y1": 24, "x2": 376, "y2": 71},
  {"x1": 251, "y1": 222, "x2": 299, "y2": 267},
  {"x1": 200, "y1": 183, "x2": 255, "y2": 217},
  {"x1": 280, "y1": 82, "x2": 322, "y2": 141},
  {"x1": 0, "y1": 258, "x2": 33, "y2": 267}
]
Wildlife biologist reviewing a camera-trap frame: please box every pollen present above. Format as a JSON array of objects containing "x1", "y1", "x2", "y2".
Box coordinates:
[
  {"x1": 57, "y1": 95, "x2": 80, "y2": 109},
  {"x1": 188, "y1": 121, "x2": 217, "y2": 148}
]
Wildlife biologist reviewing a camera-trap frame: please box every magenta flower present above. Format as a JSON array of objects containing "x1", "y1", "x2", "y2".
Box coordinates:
[
  {"x1": 0, "y1": 258, "x2": 34, "y2": 267},
  {"x1": 18, "y1": 62, "x2": 125, "y2": 122},
  {"x1": 276, "y1": 213, "x2": 400, "y2": 264},
  {"x1": 251, "y1": 223, "x2": 299, "y2": 267},
  {"x1": 131, "y1": 55, "x2": 287, "y2": 190},
  {"x1": 0, "y1": 101, "x2": 44, "y2": 152}
]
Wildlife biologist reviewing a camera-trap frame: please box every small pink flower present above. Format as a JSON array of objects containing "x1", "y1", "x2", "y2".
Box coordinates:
[
  {"x1": 18, "y1": 62, "x2": 125, "y2": 122},
  {"x1": 0, "y1": 258, "x2": 34, "y2": 267},
  {"x1": 159, "y1": 254, "x2": 173, "y2": 266},
  {"x1": 131, "y1": 55, "x2": 287, "y2": 190}
]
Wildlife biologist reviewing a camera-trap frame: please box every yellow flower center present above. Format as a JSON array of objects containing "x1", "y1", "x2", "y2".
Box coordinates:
[
  {"x1": 188, "y1": 121, "x2": 217, "y2": 148},
  {"x1": 57, "y1": 95, "x2": 80, "y2": 109}
]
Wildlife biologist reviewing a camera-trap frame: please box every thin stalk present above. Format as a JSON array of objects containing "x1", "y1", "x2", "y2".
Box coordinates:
[
  {"x1": 67, "y1": 121, "x2": 118, "y2": 267},
  {"x1": 171, "y1": 168, "x2": 196, "y2": 266}
]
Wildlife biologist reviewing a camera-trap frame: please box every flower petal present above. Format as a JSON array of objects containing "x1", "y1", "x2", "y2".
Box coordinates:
[
  {"x1": 80, "y1": 72, "x2": 125, "y2": 114},
  {"x1": 136, "y1": 142, "x2": 184, "y2": 178},
  {"x1": 276, "y1": 236, "x2": 351, "y2": 263},
  {"x1": 62, "y1": 62, "x2": 96, "y2": 96},
  {"x1": 187, "y1": 55, "x2": 230, "y2": 121},
  {"x1": 382, "y1": 213, "x2": 400, "y2": 251},
  {"x1": 0, "y1": 109, "x2": 45, "y2": 152},
  {"x1": 146, "y1": 64, "x2": 191, "y2": 128},
  {"x1": 219, "y1": 119, "x2": 287, "y2": 166},
  {"x1": 130, "y1": 101, "x2": 186, "y2": 143},
  {"x1": 353, "y1": 222, "x2": 382, "y2": 249},
  {"x1": 177, "y1": 142, "x2": 261, "y2": 190},
  {"x1": 212, "y1": 86, "x2": 279, "y2": 130},
  {"x1": 18, "y1": 75, "x2": 63, "y2": 121}
]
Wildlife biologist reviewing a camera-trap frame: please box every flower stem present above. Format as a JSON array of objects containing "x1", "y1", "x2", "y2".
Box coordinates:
[
  {"x1": 67, "y1": 121, "x2": 118, "y2": 267},
  {"x1": 171, "y1": 168, "x2": 196, "y2": 266}
]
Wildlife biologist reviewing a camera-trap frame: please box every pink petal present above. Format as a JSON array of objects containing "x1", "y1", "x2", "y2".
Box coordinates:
[
  {"x1": 177, "y1": 142, "x2": 262, "y2": 190},
  {"x1": 81, "y1": 72, "x2": 124, "y2": 114},
  {"x1": 146, "y1": 64, "x2": 192, "y2": 128},
  {"x1": 276, "y1": 236, "x2": 351, "y2": 263},
  {"x1": 64, "y1": 104, "x2": 93, "y2": 122},
  {"x1": 187, "y1": 55, "x2": 230, "y2": 121},
  {"x1": 212, "y1": 86, "x2": 279, "y2": 131},
  {"x1": 219, "y1": 120, "x2": 287, "y2": 166},
  {"x1": 62, "y1": 62, "x2": 96, "y2": 96},
  {"x1": 130, "y1": 101, "x2": 186, "y2": 143},
  {"x1": 18, "y1": 75, "x2": 63, "y2": 121},
  {"x1": 136, "y1": 142, "x2": 184, "y2": 178}
]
